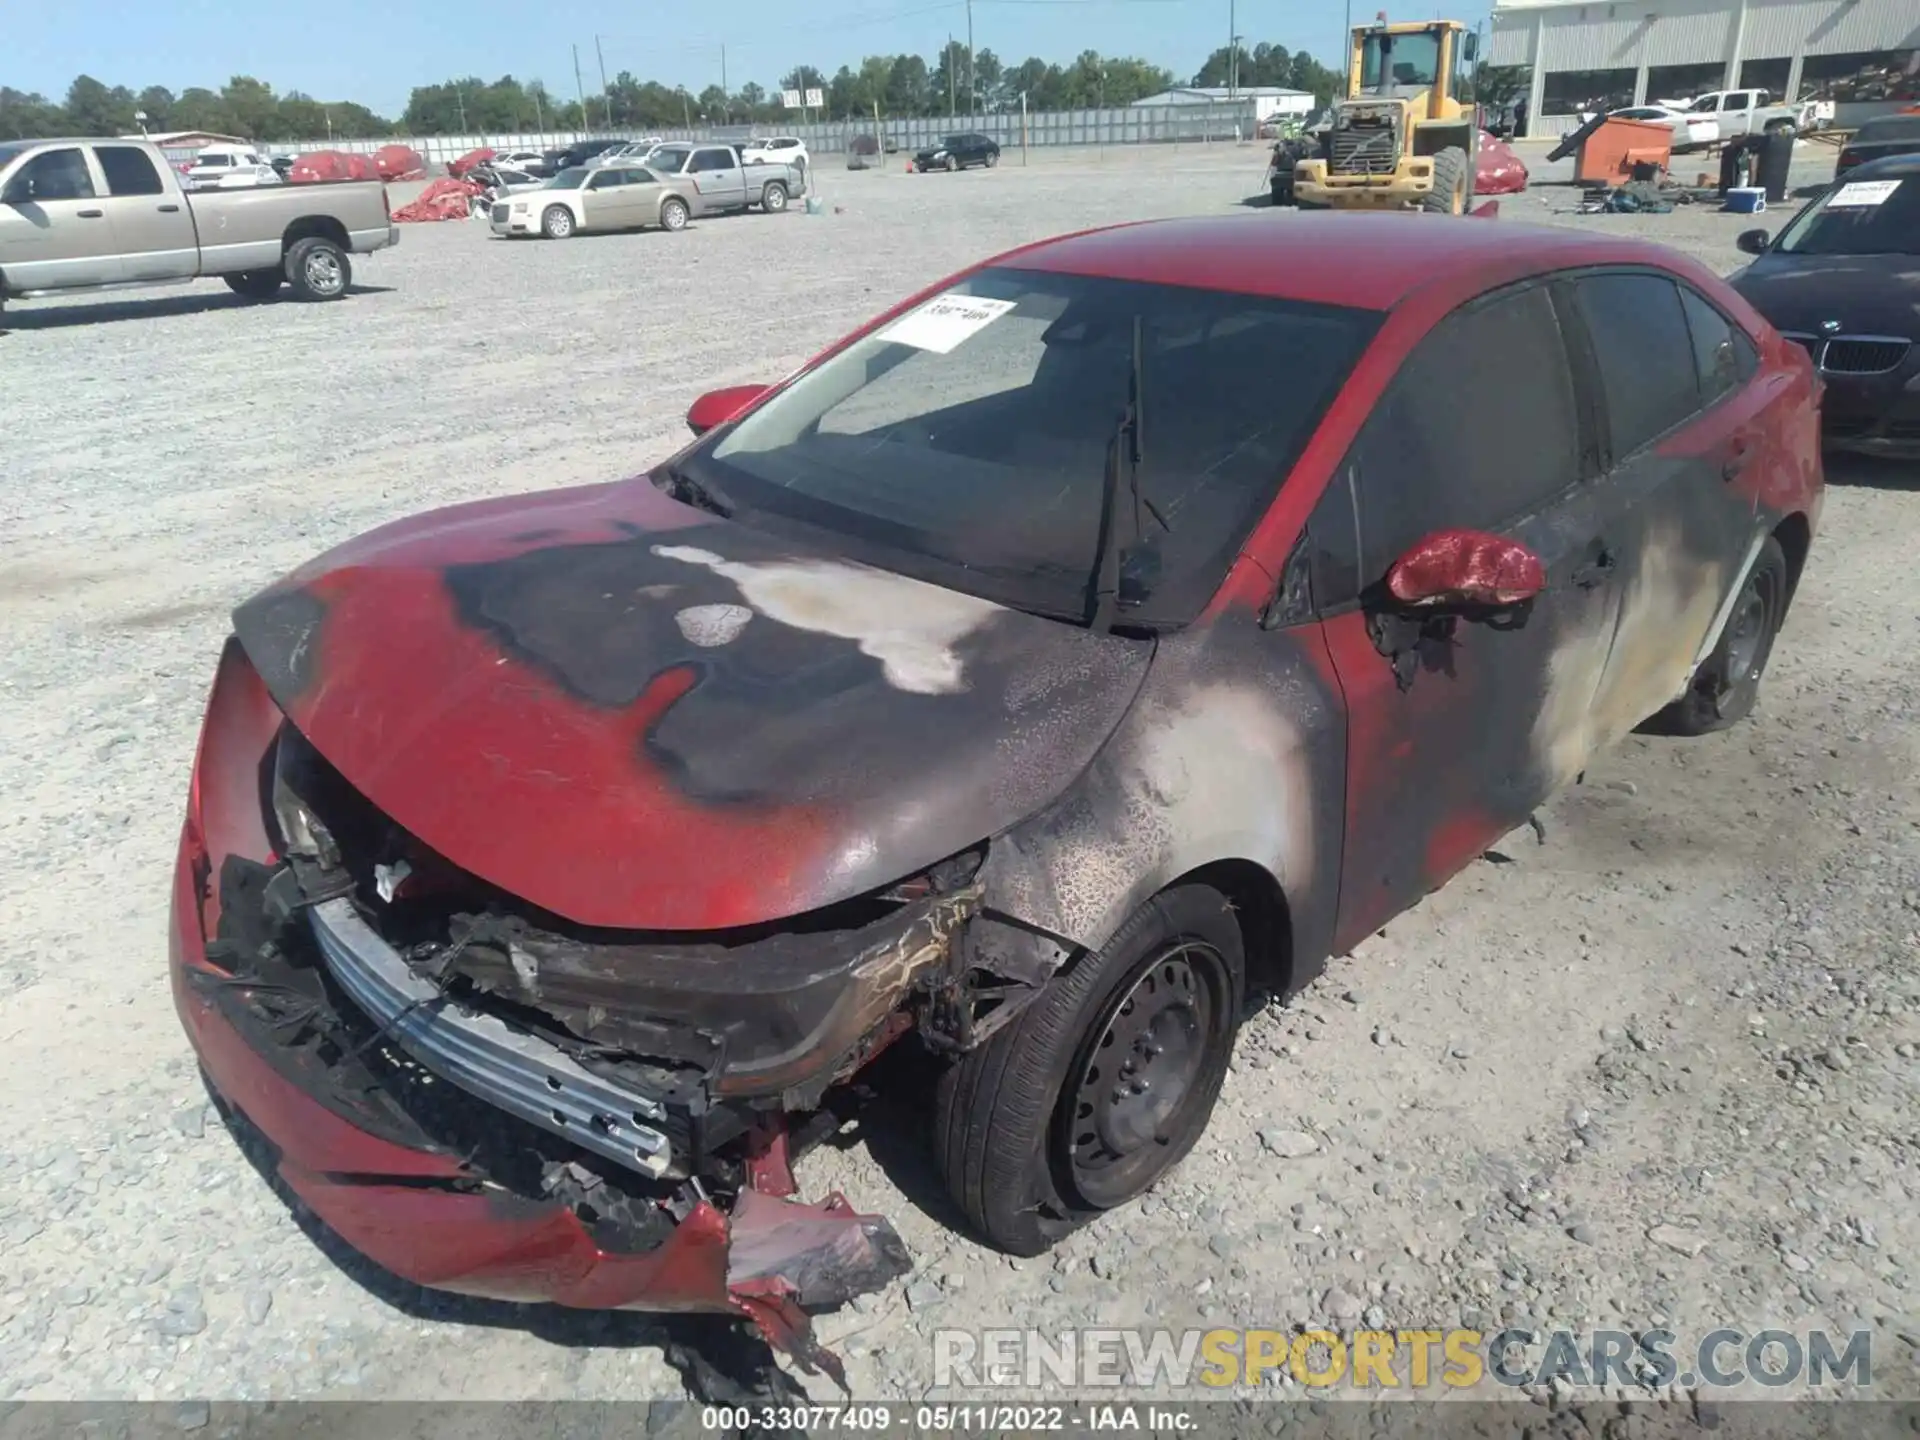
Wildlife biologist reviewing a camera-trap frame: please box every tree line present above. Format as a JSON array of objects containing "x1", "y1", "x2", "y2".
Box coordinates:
[{"x1": 1, "y1": 39, "x2": 1348, "y2": 144}]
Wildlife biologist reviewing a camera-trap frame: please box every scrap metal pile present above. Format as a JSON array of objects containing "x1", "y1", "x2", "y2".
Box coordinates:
[
  {"x1": 391, "y1": 177, "x2": 486, "y2": 223},
  {"x1": 1475, "y1": 130, "x2": 1529, "y2": 195}
]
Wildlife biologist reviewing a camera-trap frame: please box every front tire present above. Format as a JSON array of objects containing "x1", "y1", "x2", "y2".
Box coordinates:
[
  {"x1": 659, "y1": 197, "x2": 690, "y2": 231},
  {"x1": 540, "y1": 205, "x2": 574, "y2": 239},
  {"x1": 946, "y1": 155, "x2": 958, "y2": 172},
  {"x1": 986, "y1": 151, "x2": 999, "y2": 168},
  {"x1": 1423, "y1": 146, "x2": 1470, "y2": 214},
  {"x1": 1649, "y1": 536, "x2": 1789, "y2": 735},
  {"x1": 761, "y1": 181, "x2": 788, "y2": 212},
  {"x1": 283, "y1": 238, "x2": 350, "y2": 301},
  {"x1": 224, "y1": 269, "x2": 284, "y2": 300},
  {"x1": 933, "y1": 885, "x2": 1245, "y2": 1255}
]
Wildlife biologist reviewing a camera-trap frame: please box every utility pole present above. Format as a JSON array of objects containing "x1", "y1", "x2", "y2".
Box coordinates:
[
  {"x1": 721, "y1": 44, "x2": 728, "y2": 107},
  {"x1": 595, "y1": 36, "x2": 611, "y2": 129},
  {"x1": 1228, "y1": 0, "x2": 1237, "y2": 99},
  {"x1": 948, "y1": 34, "x2": 956, "y2": 116},
  {"x1": 573, "y1": 45, "x2": 589, "y2": 134},
  {"x1": 455, "y1": 84, "x2": 468, "y2": 132}
]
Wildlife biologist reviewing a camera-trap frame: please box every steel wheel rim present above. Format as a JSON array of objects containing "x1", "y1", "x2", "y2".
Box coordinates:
[
  {"x1": 304, "y1": 249, "x2": 343, "y2": 294},
  {"x1": 1724, "y1": 569, "x2": 1775, "y2": 683},
  {"x1": 1063, "y1": 941, "x2": 1226, "y2": 1208}
]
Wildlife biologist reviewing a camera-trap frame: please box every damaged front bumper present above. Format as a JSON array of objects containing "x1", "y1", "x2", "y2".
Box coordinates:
[{"x1": 165, "y1": 642, "x2": 960, "y2": 1378}]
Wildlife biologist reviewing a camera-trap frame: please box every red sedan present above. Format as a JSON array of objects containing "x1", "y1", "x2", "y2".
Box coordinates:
[{"x1": 171, "y1": 212, "x2": 1821, "y2": 1372}]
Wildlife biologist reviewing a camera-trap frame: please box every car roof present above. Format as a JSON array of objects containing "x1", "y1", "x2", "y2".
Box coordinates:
[
  {"x1": 992, "y1": 212, "x2": 1697, "y2": 311},
  {"x1": 1845, "y1": 151, "x2": 1920, "y2": 176},
  {"x1": 1852, "y1": 117, "x2": 1920, "y2": 143}
]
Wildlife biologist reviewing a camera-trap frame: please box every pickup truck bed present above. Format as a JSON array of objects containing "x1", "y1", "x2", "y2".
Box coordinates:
[{"x1": 1, "y1": 136, "x2": 397, "y2": 321}]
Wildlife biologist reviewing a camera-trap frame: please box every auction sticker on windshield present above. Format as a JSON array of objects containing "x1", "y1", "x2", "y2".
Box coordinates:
[
  {"x1": 1828, "y1": 179, "x2": 1901, "y2": 207},
  {"x1": 878, "y1": 295, "x2": 1018, "y2": 354}
]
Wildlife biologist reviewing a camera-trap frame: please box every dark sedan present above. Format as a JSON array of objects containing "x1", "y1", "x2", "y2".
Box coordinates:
[
  {"x1": 1732, "y1": 153, "x2": 1920, "y2": 456},
  {"x1": 914, "y1": 131, "x2": 1000, "y2": 171},
  {"x1": 1835, "y1": 114, "x2": 1920, "y2": 182}
]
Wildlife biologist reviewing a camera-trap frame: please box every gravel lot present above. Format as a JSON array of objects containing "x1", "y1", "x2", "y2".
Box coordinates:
[{"x1": 2, "y1": 140, "x2": 1915, "y2": 1409}]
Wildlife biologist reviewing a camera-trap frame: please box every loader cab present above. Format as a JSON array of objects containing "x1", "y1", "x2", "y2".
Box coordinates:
[{"x1": 1349, "y1": 19, "x2": 1470, "y2": 122}]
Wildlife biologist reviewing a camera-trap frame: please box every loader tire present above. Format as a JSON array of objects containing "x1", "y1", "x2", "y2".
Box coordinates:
[{"x1": 1424, "y1": 146, "x2": 1470, "y2": 214}]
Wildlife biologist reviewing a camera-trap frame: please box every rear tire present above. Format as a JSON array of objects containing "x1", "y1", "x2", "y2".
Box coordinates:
[
  {"x1": 761, "y1": 182, "x2": 788, "y2": 212},
  {"x1": 1647, "y1": 536, "x2": 1789, "y2": 735},
  {"x1": 986, "y1": 151, "x2": 999, "y2": 168},
  {"x1": 932, "y1": 884, "x2": 1246, "y2": 1255},
  {"x1": 541, "y1": 205, "x2": 574, "y2": 239},
  {"x1": 224, "y1": 270, "x2": 283, "y2": 301},
  {"x1": 1423, "y1": 146, "x2": 1470, "y2": 214},
  {"x1": 946, "y1": 155, "x2": 958, "y2": 172},
  {"x1": 283, "y1": 238, "x2": 350, "y2": 301},
  {"x1": 660, "y1": 197, "x2": 690, "y2": 231}
]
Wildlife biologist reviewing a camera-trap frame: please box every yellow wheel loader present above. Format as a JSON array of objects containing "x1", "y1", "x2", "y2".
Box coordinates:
[{"x1": 1293, "y1": 17, "x2": 1477, "y2": 214}]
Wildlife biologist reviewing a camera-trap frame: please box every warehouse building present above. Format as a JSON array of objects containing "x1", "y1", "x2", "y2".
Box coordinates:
[
  {"x1": 1131, "y1": 86, "x2": 1316, "y2": 123},
  {"x1": 1487, "y1": 0, "x2": 1918, "y2": 134}
]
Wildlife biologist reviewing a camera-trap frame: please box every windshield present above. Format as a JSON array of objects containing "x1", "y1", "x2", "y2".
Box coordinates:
[
  {"x1": 1359, "y1": 31, "x2": 1441, "y2": 91},
  {"x1": 545, "y1": 167, "x2": 589, "y2": 190},
  {"x1": 1687, "y1": 95, "x2": 1720, "y2": 112},
  {"x1": 0, "y1": 143, "x2": 28, "y2": 171},
  {"x1": 1775, "y1": 173, "x2": 1920, "y2": 256},
  {"x1": 690, "y1": 267, "x2": 1379, "y2": 627}
]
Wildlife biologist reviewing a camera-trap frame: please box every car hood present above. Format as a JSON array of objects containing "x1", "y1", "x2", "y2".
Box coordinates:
[
  {"x1": 1731, "y1": 251, "x2": 1920, "y2": 338},
  {"x1": 232, "y1": 478, "x2": 1152, "y2": 931}
]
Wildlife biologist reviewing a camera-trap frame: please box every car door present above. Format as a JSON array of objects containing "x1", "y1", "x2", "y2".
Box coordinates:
[
  {"x1": 1719, "y1": 91, "x2": 1754, "y2": 137},
  {"x1": 1554, "y1": 268, "x2": 1770, "y2": 749},
  {"x1": 579, "y1": 169, "x2": 625, "y2": 231},
  {"x1": 1309, "y1": 279, "x2": 1625, "y2": 951},
  {"x1": 90, "y1": 143, "x2": 197, "y2": 283},
  {"x1": 689, "y1": 147, "x2": 744, "y2": 210},
  {"x1": 0, "y1": 146, "x2": 118, "y2": 290}
]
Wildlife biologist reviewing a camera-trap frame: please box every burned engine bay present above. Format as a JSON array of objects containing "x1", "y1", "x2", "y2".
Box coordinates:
[{"x1": 183, "y1": 723, "x2": 1076, "y2": 1380}]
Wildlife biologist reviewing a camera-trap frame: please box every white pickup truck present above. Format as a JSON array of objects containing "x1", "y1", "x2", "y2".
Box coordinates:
[
  {"x1": 0, "y1": 136, "x2": 397, "y2": 322},
  {"x1": 1682, "y1": 89, "x2": 1816, "y2": 139}
]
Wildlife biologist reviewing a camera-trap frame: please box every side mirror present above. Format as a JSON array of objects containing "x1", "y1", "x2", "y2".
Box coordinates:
[
  {"x1": 686, "y1": 384, "x2": 771, "y2": 437},
  {"x1": 1736, "y1": 227, "x2": 1771, "y2": 256},
  {"x1": 1386, "y1": 528, "x2": 1546, "y2": 611}
]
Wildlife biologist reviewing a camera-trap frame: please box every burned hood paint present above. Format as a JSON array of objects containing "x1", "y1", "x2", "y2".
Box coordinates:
[
  {"x1": 1730, "y1": 252, "x2": 1920, "y2": 340},
  {"x1": 232, "y1": 478, "x2": 1151, "y2": 930}
]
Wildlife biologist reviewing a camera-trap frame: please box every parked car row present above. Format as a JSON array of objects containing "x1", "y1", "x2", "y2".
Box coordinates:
[{"x1": 487, "y1": 142, "x2": 806, "y2": 240}]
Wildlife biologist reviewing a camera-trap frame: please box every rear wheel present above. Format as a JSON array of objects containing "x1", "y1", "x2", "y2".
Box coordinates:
[
  {"x1": 541, "y1": 205, "x2": 574, "y2": 239},
  {"x1": 1649, "y1": 536, "x2": 1789, "y2": 735},
  {"x1": 1423, "y1": 146, "x2": 1470, "y2": 214},
  {"x1": 761, "y1": 181, "x2": 788, "y2": 212},
  {"x1": 283, "y1": 238, "x2": 350, "y2": 301},
  {"x1": 224, "y1": 269, "x2": 283, "y2": 301},
  {"x1": 660, "y1": 197, "x2": 690, "y2": 231},
  {"x1": 986, "y1": 151, "x2": 999, "y2": 168},
  {"x1": 946, "y1": 154, "x2": 959, "y2": 172},
  {"x1": 932, "y1": 884, "x2": 1246, "y2": 1255}
]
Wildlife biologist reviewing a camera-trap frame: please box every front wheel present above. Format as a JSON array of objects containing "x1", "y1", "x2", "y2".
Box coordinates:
[
  {"x1": 659, "y1": 197, "x2": 690, "y2": 231},
  {"x1": 224, "y1": 269, "x2": 283, "y2": 300},
  {"x1": 946, "y1": 155, "x2": 958, "y2": 172},
  {"x1": 1648, "y1": 536, "x2": 1789, "y2": 735},
  {"x1": 761, "y1": 182, "x2": 788, "y2": 212},
  {"x1": 985, "y1": 151, "x2": 999, "y2": 168},
  {"x1": 1422, "y1": 146, "x2": 1470, "y2": 214},
  {"x1": 540, "y1": 205, "x2": 575, "y2": 239},
  {"x1": 283, "y1": 237, "x2": 350, "y2": 301},
  {"x1": 932, "y1": 884, "x2": 1246, "y2": 1255}
]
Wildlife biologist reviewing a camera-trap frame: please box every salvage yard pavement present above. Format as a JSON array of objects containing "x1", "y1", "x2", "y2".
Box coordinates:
[{"x1": 1, "y1": 142, "x2": 1915, "y2": 1405}]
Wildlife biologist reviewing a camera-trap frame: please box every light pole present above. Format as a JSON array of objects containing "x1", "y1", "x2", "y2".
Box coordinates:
[{"x1": 1228, "y1": 0, "x2": 1236, "y2": 99}]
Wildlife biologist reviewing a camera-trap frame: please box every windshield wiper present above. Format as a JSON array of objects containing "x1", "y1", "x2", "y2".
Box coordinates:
[
  {"x1": 656, "y1": 463, "x2": 733, "y2": 519},
  {"x1": 1087, "y1": 316, "x2": 1170, "y2": 634}
]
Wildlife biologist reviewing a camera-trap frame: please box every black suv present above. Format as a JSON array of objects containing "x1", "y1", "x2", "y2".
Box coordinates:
[
  {"x1": 914, "y1": 132, "x2": 1000, "y2": 172},
  {"x1": 546, "y1": 138, "x2": 624, "y2": 171}
]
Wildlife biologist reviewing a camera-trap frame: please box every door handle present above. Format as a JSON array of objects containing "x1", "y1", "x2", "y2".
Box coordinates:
[
  {"x1": 158, "y1": 203, "x2": 181, "y2": 212},
  {"x1": 77, "y1": 208, "x2": 105, "y2": 218},
  {"x1": 1570, "y1": 547, "x2": 1617, "y2": 589},
  {"x1": 1721, "y1": 439, "x2": 1752, "y2": 481}
]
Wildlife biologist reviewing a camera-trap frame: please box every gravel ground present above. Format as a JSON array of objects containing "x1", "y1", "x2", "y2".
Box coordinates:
[{"x1": 1, "y1": 140, "x2": 1915, "y2": 1408}]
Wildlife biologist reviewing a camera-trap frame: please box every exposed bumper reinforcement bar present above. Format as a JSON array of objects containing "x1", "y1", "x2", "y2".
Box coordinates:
[{"x1": 308, "y1": 896, "x2": 675, "y2": 1179}]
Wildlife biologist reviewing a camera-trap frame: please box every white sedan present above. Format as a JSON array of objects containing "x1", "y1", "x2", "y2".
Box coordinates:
[{"x1": 1608, "y1": 105, "x2": 1721, "y2": 150}]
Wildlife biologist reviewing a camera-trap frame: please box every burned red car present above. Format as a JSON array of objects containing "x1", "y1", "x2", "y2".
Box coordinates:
[{"x1": 171, "y1": 213, "x2": 1821, "y2": 1367}]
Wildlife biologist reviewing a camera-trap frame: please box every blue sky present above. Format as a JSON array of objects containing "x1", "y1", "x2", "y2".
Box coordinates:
[{"x1": 14, "y1": 0, "x2": 1491, "y2": 118}]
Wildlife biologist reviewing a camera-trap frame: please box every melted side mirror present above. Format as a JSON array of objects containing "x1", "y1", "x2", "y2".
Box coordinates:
[
  {"x1": 686, "y1": 383, "x2": 771, "y2": 437},
  {"x1": 1386, "y1": 528, "x2": 1546, "y2": 611},
  {"x1": 1735, "y1": 227, "x2": 1771, "y2": 256}
]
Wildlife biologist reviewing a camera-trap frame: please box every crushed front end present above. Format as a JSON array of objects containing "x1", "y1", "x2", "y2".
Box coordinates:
[{"x1": 169, "y1": 640, "x2": 995, "y2": 1380}]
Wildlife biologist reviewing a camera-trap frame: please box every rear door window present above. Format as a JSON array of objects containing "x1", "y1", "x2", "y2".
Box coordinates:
[
  {"x1": 1346, "y1": 282, "x2": 1584, "y2": 579},
  {"x1": 1568, "y1": 272, "x2": 1703, "y2": 459},
  {"x1": 94, "y1": 145, "x2": 166, "y2": 195},
  {"x1": 1677, "y1": 285, "x2": 1757, "y2": 404}
]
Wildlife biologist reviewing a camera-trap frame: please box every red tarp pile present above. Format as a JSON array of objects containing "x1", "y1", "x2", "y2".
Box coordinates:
[
  {"x1": 447, "y1": 147, "x2": 496, "y2": 178},
  {"x1": 373, "y1": 144, "x2": 427, "y2": 181},
  {"x1": 391, "y1": 176, "x2": 486, "y2": 223},
  {"x1": 288, "y1": 150, "x2": 383, "y2": 184},
  {"x1": 1476, "y1": 130, "x2": 1529, "y2": 195}
]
